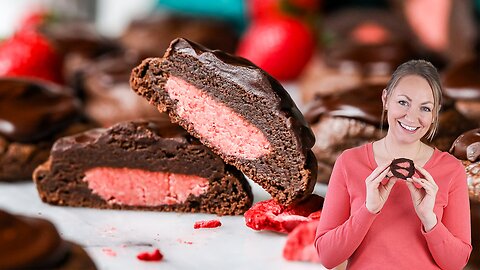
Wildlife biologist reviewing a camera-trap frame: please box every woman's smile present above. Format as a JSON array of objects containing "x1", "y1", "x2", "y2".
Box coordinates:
[{"x1": 398, "y1": 121, "x2": 420, "y2": 133}]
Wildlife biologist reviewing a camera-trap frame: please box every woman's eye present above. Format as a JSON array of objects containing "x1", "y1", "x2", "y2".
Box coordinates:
[
  {"x1": 421, "y1": 106, "x2": 432, "y2": 112},
  {"x1": 398, "y1": 100, "x2": 408, "y2": 106}
]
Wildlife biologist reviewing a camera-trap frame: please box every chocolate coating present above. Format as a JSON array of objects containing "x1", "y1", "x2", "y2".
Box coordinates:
[
  {"x1": 390, "y1": 158, "x2": 415, "y2": 179},
  {"x1": 0, "y1": 78, "x2": 82, "y2": 143},
  {"x1": 0, "y1": 210, "x2": 67, "y2": 269},
  {"x1": 53, "y1": 118, "x2": 192, "y2": 157},
  {"x1": 450, "y1": 128, "x2": 480, "y2": 162},
  {"x1": 443, "y1": 57, "x2": 480, "y2": 100},
  {"x1": 304, "y1": 84, "x2": 385, "y2": 126}
]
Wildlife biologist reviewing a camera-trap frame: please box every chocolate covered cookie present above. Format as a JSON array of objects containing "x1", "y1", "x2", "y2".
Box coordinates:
[
  {"x1": 34, "y1": 119, "x2": 253, "y2": 215},
  {"x1": 0, "y1": 209, "x2": 96, "y2": 269},
  {"x1": 130, "y1": 38, "x2": 316, "y2": 205},
  {"x1": 390, "y1": 158, "x2": 415, "y2": 180}
]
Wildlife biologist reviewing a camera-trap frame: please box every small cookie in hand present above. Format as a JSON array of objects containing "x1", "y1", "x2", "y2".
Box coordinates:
[{"x1": 390, "y1": 158, "x2": 415, "y2": 180}]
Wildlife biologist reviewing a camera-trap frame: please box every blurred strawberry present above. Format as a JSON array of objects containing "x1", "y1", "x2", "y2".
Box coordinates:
[
  {"x1": 236, "y1": 18, "x2": 315, "y2": 81},
  {"x1": 17, "y1": 9, "x2": 51, "y2": 33},
  {"x1": 249, "y1": 0, "x2": 319, "y2": 20},
  {"x1": 0, "y1": 30, "x2": 62, "y2": 84}
]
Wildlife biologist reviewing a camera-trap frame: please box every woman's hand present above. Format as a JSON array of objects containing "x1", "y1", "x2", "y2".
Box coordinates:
[
  {"x1": 365, "y1": 163, "x2": 397, "y2": 214},
  {"x1": 405, "y1": 165, "x2": 438, "y2": 232}
]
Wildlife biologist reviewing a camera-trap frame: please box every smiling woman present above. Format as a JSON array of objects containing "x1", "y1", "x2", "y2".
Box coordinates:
[
  {"x1": 381, "y1": 60, "x2": 443, "y2": 143},
  {"x1": 314, "y1": 60, "x2": 472, "y2": 270}
]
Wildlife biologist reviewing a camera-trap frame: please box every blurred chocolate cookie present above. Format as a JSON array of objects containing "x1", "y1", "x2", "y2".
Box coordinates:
[
  {"x1": 450, "y1": 128, "x2": 480, "y2": 201},
  {"x1": 442, "y1": 56, "x2": 480, "y2": 125},
  {"x1": 0, "y1": 78, "x2": 93, "y2": 181},
  {"x1": 299, "y1": 8, "x2": 418, "y2": 103},
  {"x1": 120, "y1": 14, "x2": 238, "y2": 59},
  {"x1": 0, "y1": 209, "x2": 96, "y2": 269}
]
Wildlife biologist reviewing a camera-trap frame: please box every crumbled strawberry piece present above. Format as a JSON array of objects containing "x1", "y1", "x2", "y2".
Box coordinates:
[
  {"x1": 102, "y1": 248, "x2": 117, "y2": 257},
  {"x1": 283, "y1": 219, "x2": 321, "y2": 263},
  {"x1": 136, "y1": 249, "x2": 163, "y2": 262},
  {"x1": 244, "y1": 194, "x2": 323, "y2": 233},
  {"x1": 194, "y1": 220, "x2": 222, "y2": 229}
]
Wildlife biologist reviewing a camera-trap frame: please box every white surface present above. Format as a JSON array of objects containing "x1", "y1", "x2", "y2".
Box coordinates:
[
  {"x1": 0, "y1": 180, "x2": 327, "y2": 270},
  {"x1": 96, "y1": 0, "x2": 155, "y2": 37},
  {"x1": 0, "y1": 0, "x2": 156, "y2": 37},
  {"x1": 0, "y1": 0, "x2": 46, "y2": 37}
]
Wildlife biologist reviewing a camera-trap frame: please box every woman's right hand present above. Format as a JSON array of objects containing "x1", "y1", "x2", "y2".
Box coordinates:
[{"x1": 365, "y1": 163, "x2": 397, "y2": 214}]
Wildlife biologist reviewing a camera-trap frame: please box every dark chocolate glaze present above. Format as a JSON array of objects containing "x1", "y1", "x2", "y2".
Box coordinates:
[
  {"x1": 0, "y1": 209, "x2": 68, "y2": 269},
  {"x1": 442, "y1": 57, "x2": 480, "y2": 100},
  {"x1": 0, "y1": 78, "x2": 82, "y2": 143},
  {"x1": 450, "y1": 128, "x2": 480, "y2": 162},
  {"x1": 167, "y1": 38, "x2": 315, "y2": 151},
  {"x1": 54, "y1": 118, "x2": 191, "y2": 157},
  {"x1": 304, "y1": 83, "x2": 385, "y2": 126}
]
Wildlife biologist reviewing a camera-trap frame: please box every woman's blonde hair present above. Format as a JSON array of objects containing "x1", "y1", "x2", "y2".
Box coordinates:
[{"x1": 381, "y1": 59, "x2": 443, "y2": 141}]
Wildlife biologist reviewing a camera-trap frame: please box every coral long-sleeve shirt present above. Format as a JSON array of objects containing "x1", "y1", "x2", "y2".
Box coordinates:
[{"x1": 314, "y1": 143, "x2": 472, "y2": 270}]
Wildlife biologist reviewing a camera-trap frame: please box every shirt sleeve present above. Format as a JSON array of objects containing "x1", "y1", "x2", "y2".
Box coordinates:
[
  {"x1": 423, "y1": 166, "x2": 472, "y2": 270},
  {"x1": 314, "y1": 154, "x2": 378, "y2": 269}
]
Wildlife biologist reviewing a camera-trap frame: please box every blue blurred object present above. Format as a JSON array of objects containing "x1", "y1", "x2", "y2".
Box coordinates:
[{"x1": 156, "y1": 0, "x2": 247, "y2": 31}]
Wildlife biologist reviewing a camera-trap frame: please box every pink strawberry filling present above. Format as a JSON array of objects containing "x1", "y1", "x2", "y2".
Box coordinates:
[
  {"x1": 396, "y1": 161, "x2": 411, "y2": 169},
  {"x1": 83, "y1": 167, "x2": 209, "y2": 206},
  {"x1": 164, "y1": 76, "x2": 271, "y2": 159},
  {"x1": 395, "y1": 168, "x2": 410, "y2": 178}
]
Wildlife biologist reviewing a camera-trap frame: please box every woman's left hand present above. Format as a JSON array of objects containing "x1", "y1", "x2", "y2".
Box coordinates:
[{"x1": 405, "y1": 164, "x2": 438, "y2": 232}]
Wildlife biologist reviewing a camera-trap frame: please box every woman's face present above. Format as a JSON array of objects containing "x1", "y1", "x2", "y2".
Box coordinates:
[{"x1": 383, "y1": 75, "x2": 435, "y2": 144}]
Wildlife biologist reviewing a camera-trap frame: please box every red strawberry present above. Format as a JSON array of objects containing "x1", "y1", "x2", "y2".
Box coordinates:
[
  {"x1": 17, "y1": 9, "x2": 50, "y2": 32},
  {"x1": 236, "y1": 18, "x2": 315, "y2": 81},
  {"x1": 0, "y1": 30, "x2": 62, "y2": 84},
  {"x1": 248, "y1": 0, "x2": 319, "y2": 21}
]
